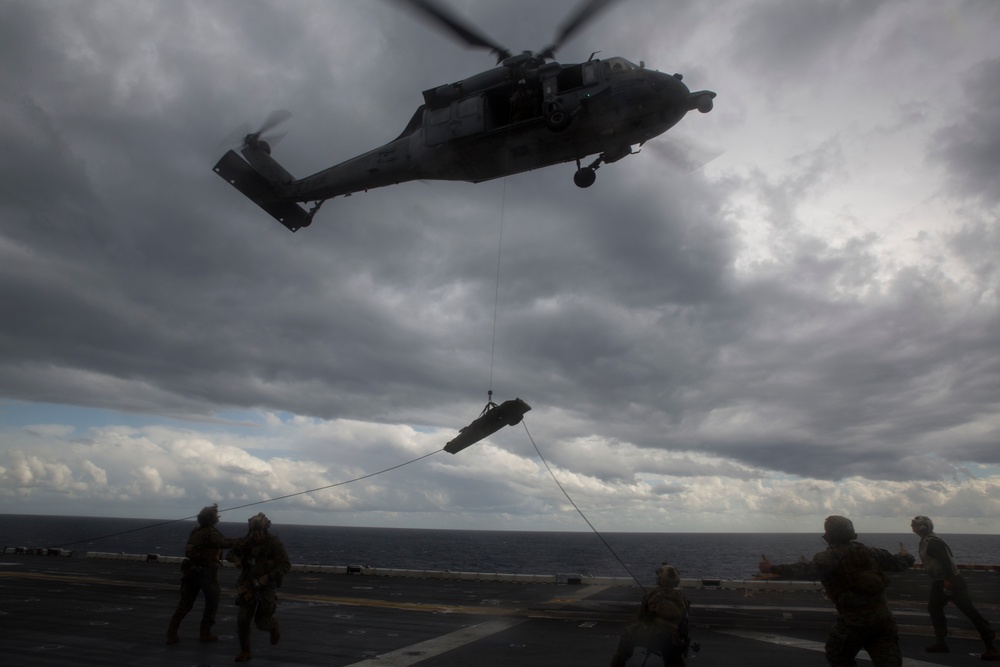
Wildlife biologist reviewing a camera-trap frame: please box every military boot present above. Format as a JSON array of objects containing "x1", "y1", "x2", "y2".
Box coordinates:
[
  {"x1": 926, "y1": 639, "x2": 950, "y2": 653},
  {"x1": 982, "y1": 639, "x2": 1000, "y2": 661},
  {"x1": 270, "y1": 619, "x2": 281, "y2": 645},
  {"x1": 166, "y1": 619, "x2": 180, "y2": 645}
]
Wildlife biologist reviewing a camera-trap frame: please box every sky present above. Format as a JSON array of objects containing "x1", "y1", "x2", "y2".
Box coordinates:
[{"x1": 1, "y1": 0, "x2": 998, "y2": 536}]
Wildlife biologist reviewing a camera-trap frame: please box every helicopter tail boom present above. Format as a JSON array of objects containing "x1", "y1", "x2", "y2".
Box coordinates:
[{"x1": 213, "y1": 150, "x2": 312, "y2": 232}]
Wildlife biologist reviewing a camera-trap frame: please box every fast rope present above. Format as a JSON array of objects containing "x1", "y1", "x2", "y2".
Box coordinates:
[
  {"x1": 490, "y1": 101, "x2": 645, "y2": 590},
  {"x1": 47, "y1": 448, "x2": 445, "y2": 550},
  {"x1": 486, "y1": 107, "x2": 516, "y2": 399},
  {"x1": 522, "y1": 419, "x2": 647, "y2": 592},
  {"x1": 488, "y1": 175, "x2": 506, "y2": 396}
]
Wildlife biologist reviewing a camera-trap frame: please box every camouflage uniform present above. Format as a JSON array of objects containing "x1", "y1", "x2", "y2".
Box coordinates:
[
  {"x1": 166, "y1": 505, "x2": 237, "y2": 643},
  {"x1": 611, "y1": 564, "x2": 691, "y2": 667},
  {"x1": 911, "y1": 515, "x2": 998, "y2": 659},
  {"x1": 765, "y1": 516, "x2": 914, "y2": 667},
  {"x1": 510, "y1": 81, "x2": 537, "y2": 122},
  {"x1": 227, "y1": 513, "x2": 291, "y2": 662}
]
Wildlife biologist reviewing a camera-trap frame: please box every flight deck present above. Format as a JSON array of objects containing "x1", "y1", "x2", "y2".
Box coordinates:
[{"x1": 1, "y1": 552, "x2": 998, "y2": 666}]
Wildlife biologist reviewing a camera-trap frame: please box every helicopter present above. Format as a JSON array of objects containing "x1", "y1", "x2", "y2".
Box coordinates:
[{"x1": 213, "y1": 0, "x2": 716, "y2": 232}]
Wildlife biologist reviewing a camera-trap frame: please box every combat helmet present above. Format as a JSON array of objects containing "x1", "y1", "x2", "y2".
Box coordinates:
[
  {"x1": 656, "y1": 563, "x2": 681, "y2": 589},
  {"x1": 197, "y1": 503, "x2": 219, "y2": 527},
  {"x1": 822, "y1": 515, "x2": 858, "y2": 544},
  {"x1": 248, "y1": 512, "x2": 271, "y2": 532}
]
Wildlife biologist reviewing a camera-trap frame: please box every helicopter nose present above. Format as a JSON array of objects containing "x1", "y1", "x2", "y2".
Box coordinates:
[
  {"x1": 653, "y1": 71, "x2": 691, "y2": 101},
  {"x1": 663, "y1": 74, "x2": 691, "y2": 100}
]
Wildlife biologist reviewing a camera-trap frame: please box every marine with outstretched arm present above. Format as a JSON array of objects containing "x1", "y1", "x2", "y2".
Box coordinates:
[{"x1": 759, "y1": 515, "x2": 914, "y2": 667}]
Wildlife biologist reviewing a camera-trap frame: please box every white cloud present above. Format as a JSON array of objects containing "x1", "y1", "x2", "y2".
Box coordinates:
[
  {"x1": 1, "y1": 416, "x2": 997, "y2": 534},
  {"x1": 0, "y1": 0, "x2": 998, "y2": 533}
]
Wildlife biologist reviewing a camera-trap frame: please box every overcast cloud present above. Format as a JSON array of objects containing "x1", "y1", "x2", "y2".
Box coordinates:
[{"x1": 1, "y1": 0, "x2": 998, "y2": 536}]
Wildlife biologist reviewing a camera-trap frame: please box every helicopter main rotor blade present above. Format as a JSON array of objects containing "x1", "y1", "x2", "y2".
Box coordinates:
[
  {"x1": 647, "y1": 136, "x2": 726, "y2": 173},
  {"x1": 394, "y1": 0, "x2": 511, "y2": 62},
  {"x1": 538, "y1": 0, "x2": 622, "y2": 60}
]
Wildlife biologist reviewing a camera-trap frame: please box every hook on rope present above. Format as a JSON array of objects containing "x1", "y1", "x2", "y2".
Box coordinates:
[
  {"x1": 480, "y1": 389, "x2": 498, "y2": 416},
  {"x1": 444, "y1": 396, "x2": 531, "y2": 454}
]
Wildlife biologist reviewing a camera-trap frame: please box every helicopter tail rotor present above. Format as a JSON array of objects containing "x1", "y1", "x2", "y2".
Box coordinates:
[
  {"x1": 213, "y1": 109, "x2": 309, "y2": 232},
  {"x1": 220, "y1": 109, "x2": 293, "y2": 150},
  {"x1": 256, "y1": 109, "x2": 291, "y2": 136},
  {"x1": 218, "y1": 122, "x2": 253, "y2": 150}
]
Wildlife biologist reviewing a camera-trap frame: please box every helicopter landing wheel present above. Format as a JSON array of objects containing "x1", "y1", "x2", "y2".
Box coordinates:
[
  {"x1": 545, "y1": 103, "x2": 571, "y2": 132},
  {"x1": 573, "y1": 167, "x2": 596, "y2": 188}
]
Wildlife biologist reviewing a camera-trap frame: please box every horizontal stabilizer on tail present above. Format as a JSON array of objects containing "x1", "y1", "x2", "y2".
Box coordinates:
[
  {"x1": 213, "y1": 150, "x2": 310, "y2": 232},
  {"x1": 445, "y1": 398, "x2": 531, "y2": 454}
]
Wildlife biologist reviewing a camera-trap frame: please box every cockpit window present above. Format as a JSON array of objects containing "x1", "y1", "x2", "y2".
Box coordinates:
[{"x1": 602, "y1": 57, "x2": 639, "y2": 74}]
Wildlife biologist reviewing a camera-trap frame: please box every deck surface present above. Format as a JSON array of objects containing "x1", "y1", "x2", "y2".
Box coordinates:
[{"x1": 1, "y1": 554, "x2": 998, "y2": 666}]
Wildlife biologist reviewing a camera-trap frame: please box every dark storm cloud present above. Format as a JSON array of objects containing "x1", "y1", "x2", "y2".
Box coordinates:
[
  {"x1": 1, "y1": 0, "x2": 998, "y2": 510},
  {"x1": 931, "y1": 58, "x2": 1000, "y2": 205},
  {"x1": 727, "y1": 0, "x2": 882, "y2": 87},
  {"x1": 688, "y1": 242, "x2": 1000, "y2": 480}
]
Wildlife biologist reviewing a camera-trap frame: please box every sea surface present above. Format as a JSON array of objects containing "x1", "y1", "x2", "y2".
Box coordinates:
[{"x1": 2, "y1": 514, "x2": 998, "y2": 585}]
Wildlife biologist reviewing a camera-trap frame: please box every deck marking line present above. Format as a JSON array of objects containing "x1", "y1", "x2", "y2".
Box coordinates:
[
  {"x1": 344, "y1": 617, "x2": 526, "y2": 667},
  {"x1": 696, "y1": 602, "x2": 930, "y2": 620},
  {"x1": 284, "y1": 592, "x2": 518, "y2": 615},
  {"x1": 548, "y1": 584, "x2": 609, "y2": 602},
  {"x1": 716, "y1": 629, "x2": 948, "y2": 666}
]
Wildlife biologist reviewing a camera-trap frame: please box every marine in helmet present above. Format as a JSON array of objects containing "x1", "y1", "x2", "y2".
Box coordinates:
[
  {"x1": 166, "y1": 504, "x2": 238, "y2": 644},
  {"x1": 227, "y1": 512, "x2": 291, "y2": 663},
  {"x1": 759, "y1": 515, "x2": 914, "y2": 667},
  {"x1": 610, "y1": 563, "x2": 692, "y2": 667},
  {"x1": 509, "y1": 78, "x2": 538, "y2": 123},
  {"x1": 910, "y1": 515, "x2": 999, "y2": 660}
]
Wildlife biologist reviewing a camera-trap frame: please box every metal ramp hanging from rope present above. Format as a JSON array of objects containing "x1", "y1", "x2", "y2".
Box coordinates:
[{"x1": 444, "y1": 393, "x2": 531, "y2": 454}]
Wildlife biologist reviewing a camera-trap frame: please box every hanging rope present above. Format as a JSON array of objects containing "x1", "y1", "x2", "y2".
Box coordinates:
[
  {"x1": 488, "y1": 176, "x2": 506, "y2": 395},
  {"x1": 485, "y1": 101, "x2": 644, "y2": 589},
  {"x1": 47, "y1": 448, "x2": 444, "y2": 550},
  {"x1": 487, "y1": 110, "x2": 518, "y2": 398},
  {"x1": 521, "y1": 419, "x2": 646, "y2": 592}
]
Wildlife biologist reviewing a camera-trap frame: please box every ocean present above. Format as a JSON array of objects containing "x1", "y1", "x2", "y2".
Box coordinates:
[{"x1": 2, "y1": 514, "x2": 998, "y2": 585}]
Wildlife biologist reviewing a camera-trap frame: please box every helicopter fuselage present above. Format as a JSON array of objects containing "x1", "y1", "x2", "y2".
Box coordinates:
[{"x1": 214, "y1": 56, "x2": 714, "y2": 231}]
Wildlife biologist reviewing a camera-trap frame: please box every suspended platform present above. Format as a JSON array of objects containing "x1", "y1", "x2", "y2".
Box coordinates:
[{"x1": 445, "y1": 398, "x2": 531, "y2": 454}]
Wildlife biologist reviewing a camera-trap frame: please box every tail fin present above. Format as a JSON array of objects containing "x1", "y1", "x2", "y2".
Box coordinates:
[{"x1": 213, "y1": 150, "x2": 312, "y2": 232}]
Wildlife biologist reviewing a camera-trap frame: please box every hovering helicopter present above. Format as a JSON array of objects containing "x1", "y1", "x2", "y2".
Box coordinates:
[{"x1": 213, "y1": 0, "x2": 716, "y2": 232}]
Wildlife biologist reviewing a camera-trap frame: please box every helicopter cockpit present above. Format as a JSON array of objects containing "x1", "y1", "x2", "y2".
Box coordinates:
[{"x1": 602, "y1": 57, "x2": 641, "y2": 75}]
